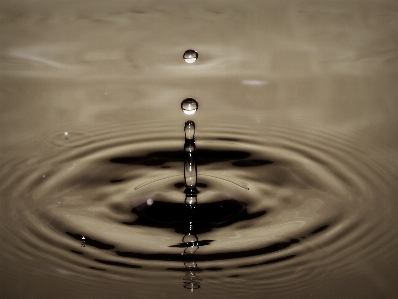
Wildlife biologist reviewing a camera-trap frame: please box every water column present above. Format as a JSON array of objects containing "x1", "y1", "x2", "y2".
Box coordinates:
[{"x1": 183, "y1": 120, "x2": 198, "y2": 197}]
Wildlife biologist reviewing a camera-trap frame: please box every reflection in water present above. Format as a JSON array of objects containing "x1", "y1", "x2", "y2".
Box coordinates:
[
  {"x1": 64, "y1": 131, "x2": 69, "y2": 142},
  {"x1": 184, "y1": 121, "x2": 198, "y2": 194},
  {"x1": 182, "y1": 119, "x2": 200, "y2": 291}
]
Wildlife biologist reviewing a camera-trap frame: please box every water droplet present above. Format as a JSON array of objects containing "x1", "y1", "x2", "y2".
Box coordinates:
[
  {"x1": 181, "y1": 98, "x2": 198, "y2": 115},
  {"x1": 64, "y1": 132, "x2": 68, "y2": 136},
  {"x1": 184, "y1": 121, "x2": 195, "y2": 139},
  {"x1": 146, "y1": 198, "x2": 153, "y2": 206},
  {"x1": 183, "y1": 50, "x2": 198, "y2": 63}
]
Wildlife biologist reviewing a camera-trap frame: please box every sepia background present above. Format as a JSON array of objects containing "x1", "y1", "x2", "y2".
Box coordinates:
[{"x1": 1, "y1": 1, "x2": 398, "y2": 298}]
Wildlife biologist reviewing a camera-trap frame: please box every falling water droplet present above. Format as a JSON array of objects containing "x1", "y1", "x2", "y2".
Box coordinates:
[
  {"x1": 181, "y1": 98, "x2": 198, "y2": 115},
  {"x1": 183, "y1": 50, "x2": 198, "y2": 63}
]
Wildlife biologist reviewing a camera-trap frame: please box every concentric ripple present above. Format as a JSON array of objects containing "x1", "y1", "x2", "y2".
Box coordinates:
[{"x1": 1, "y1": 113, "x2": 397, "y2": 296}]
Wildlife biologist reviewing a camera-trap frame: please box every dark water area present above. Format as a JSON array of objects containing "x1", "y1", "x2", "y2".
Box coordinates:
[
  {"x1": 1, "y1": 0, "x2": 398, "y2": 299},
  {"x1": 109, "y1": 149, "x2": 272, "y2": 167}
]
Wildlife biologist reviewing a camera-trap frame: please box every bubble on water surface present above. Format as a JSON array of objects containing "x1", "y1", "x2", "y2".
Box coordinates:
[
  {"x1": 183, "y1": 50, "x2": 198, "y2": 63},
  {"x1": 181, "y1": 98, "x2": 198, "y2": 115}
]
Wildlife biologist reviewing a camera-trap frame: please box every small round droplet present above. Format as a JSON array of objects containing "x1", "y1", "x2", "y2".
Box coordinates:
[
  {"x1": 181, "y1": 98, "x2": 198, "y2": 115},
  {"x1": 183, "y1": 50, "x2": 198, "y2": 63},
  {"x1": 146, "y1": 198, "x2": 153, "y2": 206},
  {"x1": 64, "y1": 132, "x2": 69, "y2": 136}
]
